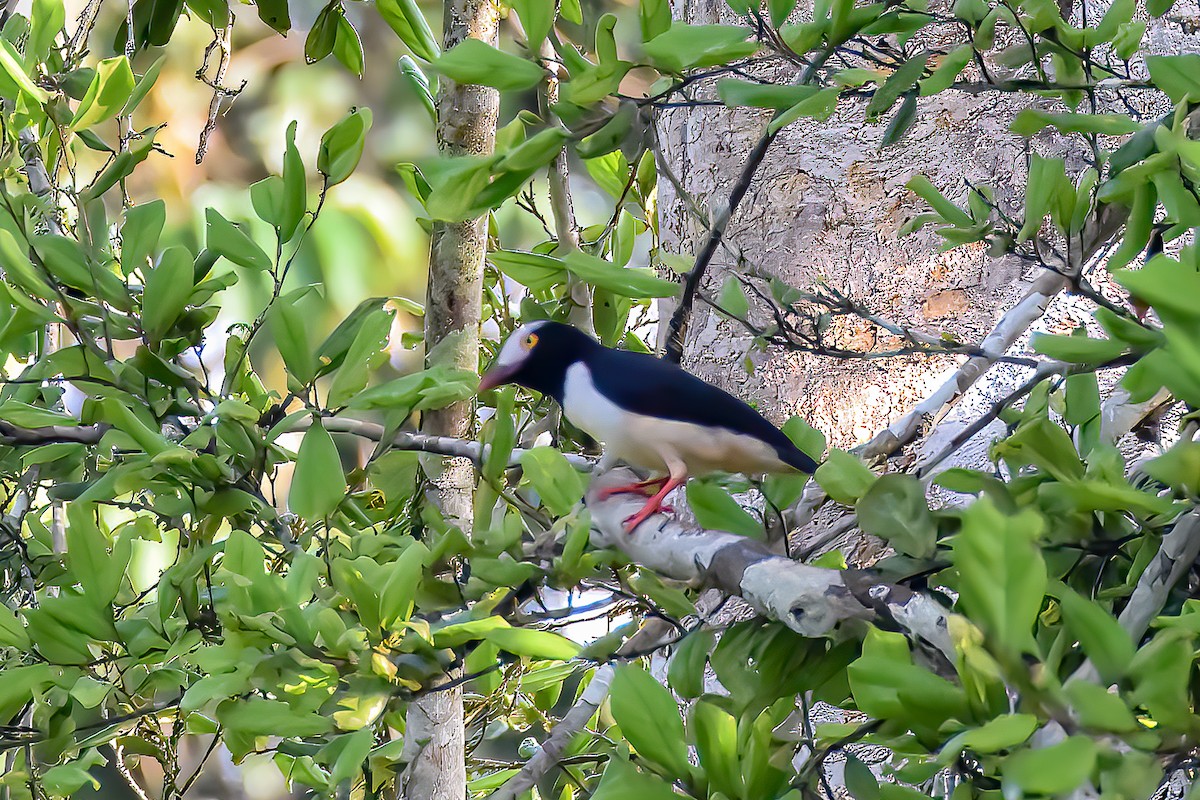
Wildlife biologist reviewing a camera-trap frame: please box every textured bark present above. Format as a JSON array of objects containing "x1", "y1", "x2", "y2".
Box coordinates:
[
  {"x1": 400, "y1": 1, "x2": 500, "y2": 798},
  {"x1": 662, "y1": 0, "x2": 1191, "y2": 553}
]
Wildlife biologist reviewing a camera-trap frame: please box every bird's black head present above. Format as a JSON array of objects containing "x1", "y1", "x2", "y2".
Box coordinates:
[{"x1": 479, "y1": 321, "x2": 597, "y2": 402}]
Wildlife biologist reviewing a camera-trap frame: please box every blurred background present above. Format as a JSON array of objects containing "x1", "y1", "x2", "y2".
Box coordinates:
[{"x1": 52, "y1": 0, "x2": 634, "y2": 796}]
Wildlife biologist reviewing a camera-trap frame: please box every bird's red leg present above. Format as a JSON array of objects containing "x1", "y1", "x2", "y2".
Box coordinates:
[
  {"x1": 623, "y1": 472, "x2": 686, "y2": 532},
  {"x1": 595, "y1": 476, "x2": 668, "y2": 500}
]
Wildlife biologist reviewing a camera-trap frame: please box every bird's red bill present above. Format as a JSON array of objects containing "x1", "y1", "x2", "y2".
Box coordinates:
[{"x1": 479, "y1": 364, "x2": 518, "y2": 393}]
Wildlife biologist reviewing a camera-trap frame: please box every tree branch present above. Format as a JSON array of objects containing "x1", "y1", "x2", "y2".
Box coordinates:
[{"x1": 587, "y1": 468, "x2": 957, "y2": 666}]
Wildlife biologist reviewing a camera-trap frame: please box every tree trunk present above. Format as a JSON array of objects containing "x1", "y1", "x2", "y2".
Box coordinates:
[
  {"x1": 659, "y1": 0, "x2": 1189, "y2": 539},
  {"x1": 399, "y1": 0, "x2": 500, "y2": 798}
]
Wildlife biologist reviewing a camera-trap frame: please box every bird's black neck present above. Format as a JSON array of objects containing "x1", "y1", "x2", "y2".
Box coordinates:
[{"x1": 512, "y1": 323, "x2": 600, "y2": 403}]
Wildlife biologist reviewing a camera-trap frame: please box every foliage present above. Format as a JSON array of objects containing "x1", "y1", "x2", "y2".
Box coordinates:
[{"x1": 0, "y1": 0, "x2": 1197, "y2": 798}]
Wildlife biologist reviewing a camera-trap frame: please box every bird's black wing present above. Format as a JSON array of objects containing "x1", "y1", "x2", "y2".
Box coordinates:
[{"x1": 587, "y1": 348, "x2": 819, "y2": 472}]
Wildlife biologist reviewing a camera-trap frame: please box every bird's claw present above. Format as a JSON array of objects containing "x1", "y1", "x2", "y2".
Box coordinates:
[
  {"x1": 596, "y1": 477, "x2": 667, "y2": 500},
  {"x1": 621, "y1": 504, "x2": 674, "y2": 533}
]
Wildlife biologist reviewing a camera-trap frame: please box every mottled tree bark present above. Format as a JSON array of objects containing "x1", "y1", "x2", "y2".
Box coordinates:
[
  {"x1": 399, "y1": 1, "x2": 500, "y2": 798},
  {"x1": 661, "y1": 0, "x2": 1191, "y2": 552}
]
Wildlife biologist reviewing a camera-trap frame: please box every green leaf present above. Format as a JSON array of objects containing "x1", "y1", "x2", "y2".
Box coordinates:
[
  {"x1": 0, "y1": 401, "x2": 76, "y2": 428},
  {"x1": 1011, "y1": 109, "x2": 1141, "y2": 137},
  {"x1": 956, "y1": 713, "x2": 1038, "y2": 754},
  {"x1": 142, "y1": 246, "x2": 195, "y2": 341},
  {"x1": 1056, "y1": 586, "x2": 1134, "y2": 684},
  {"x1": 906, "y1": 175, "x2": 974, "y2": 227},
  {"x1": 327, "y1": 304, "x2": 393, "y2": 407},
  {"x1": 564, "y1": 251, "x2": 677, "y2": 298},
  {"x1": 520, "y1": 446, "x2": 584, "y2": 516},
  {"x1": 290, "y1": 422, "x2": 346, "y2": 520},
  {"x1": 856, "y1": 474, "x2": 936, "y2": 558},
  {"x1": 814, "y1": 449, "x2": 875, "y2": 504},
  {"x1": 667, "y1": 627, "x2": 715, "y2": 699},
  {"x1": 256, "y1": 0, "x2": 291, "y2": 33},
  {"x1": 1030, "y1": 332, "x2": 1128, "y2": 364},
  {"x1": 1018, "y1": 154, "x2": 1067, "y2": 242},
  {"x1": 770, "y1": 0, "x2": 800, "y2": 24},
  {"x1": 1146, "y1": 55, "x2": 1200, "y2": 103},
  {"x1": 66, "y1": 502, "x2": 123, "y2": 605},
  {"x1": 866, "y1": 54, "x2": 926, "y2": 121},
  {"x1": 643, "y1": 24, "x2": 759, "y2": 71},
  {"x1": 716, "y1": 273, "x2": 750, "y2": 318},
  {"x1": 844, "y1": 754, "x2": 880, "y2": 800},
  {"x1": 1129, "y1": 628, "x2": 1194, "y2": 727},
  {"x1": 483, "y1": 387, "x2": 517, "y2": 481},
  {"x1": 41, "y1": 756, "x2": 103, "y2": 796},
  {"x1": 769, "y1": 86, "x2": 842, "y2": 132},
  {"x1": 639, "y1": 0, "x2": 672, "y2": 40},
  {"x1": 122, "y1": 199, "x2": 165, "y2": 273},
  {"x1": 378, "y1": 540, "x2": 429, "y2": 629},
  {"x1": 205, "y1": 208, "x2": 271, "y2": 271},
  {"x1": 0, "y1": 38, "x2": 48, "y2": 103},
  {"x1": 399, "y1": 56, "x2": 436, "y2": 122},
  {"x1": 690, "y1": 699, "x2": 741, "y2": 797},
  {"x1": 28, "y1": 0, "x2": 65, "y2": 64},
  {"x1": 879, "y1": 91, "x2": 918, "y2": 148},
  {"x1": 71, "y1": 56, "x2": 135, "y2": 130},
  {"x1": 281, "y1": 120, "x2": 307, "y2": 240},
  {"x1": 83, "y1": 124, "x2": 162, "y2": 201},
  {"x1": 376, "y1": 0, "x2": 439, "y2": 61},
  {"x1": 305, "y1": 2, "x2": 338, "y2": 63},
  {"x1": 333, "y1": 13, "x2": 365, "y2": 76},
  {"x1": 120, "y1": 55, "x2": 165, "y2": 117},
  {"x1": 590, "y1": 757, "x2": 681, "y2": 800},
  {"x1": 686, "y1": 480, "x2": 763, "y2": 538},
  {"x1": 609, "y1": 665, "x2": 691, "y2": 776},
  {"x1": 0, "y1": 603, "x2": 29, "y2": 648},
  {"x1": 716, "y1": 79, "x2": 817, "y2": 110},
  {"x1": 1003, "y1": 736, "x2": 1096, "y2": 795},
  {"x1": 318, "y1": 107, "x2": 372, "y2": 186},
  {"x1": 485, "y1": 627, "x2": 580, "y2": 659},
  {"x1": 218, "y1": 698, "x2": 335, "y2": 738},
  {"x1": 429, "y1": 39, "x2": 545, "y2": 90},
  {"x1": 1063, "y1": 680, "x2": 1137, "y2": 732},
  {"x1": 269, "y1": 297, "x2": 315, "y2": 385},
  {"x1": 514, "y1": 0, "x2": 554, "y2": 49},
  {"x1": 951, "y1": 499, "x2": 1046, "y2": 655},
  {"x1": 920, "y1": 45, "x2": 972, "y2": 95}
]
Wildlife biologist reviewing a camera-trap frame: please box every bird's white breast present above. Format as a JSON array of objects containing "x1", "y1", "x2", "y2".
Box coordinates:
[{"x1": 561, "y1": 362, "x2": 789, "y2": 476}]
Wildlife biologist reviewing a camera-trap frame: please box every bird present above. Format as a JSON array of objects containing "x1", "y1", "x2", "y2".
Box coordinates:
[{"x1": 478, "y1": 321, "x2": 820, "y2": 532}]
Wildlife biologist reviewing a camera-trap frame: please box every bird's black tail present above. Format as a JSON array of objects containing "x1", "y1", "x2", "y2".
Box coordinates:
[{"x1": 779, "y1": 443, "x2": 820, "y2": 474}]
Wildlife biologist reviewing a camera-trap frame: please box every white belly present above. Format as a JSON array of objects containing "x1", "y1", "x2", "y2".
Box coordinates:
[{"x1": 561, "y1": 363, "x2": 789, "y2": 476}]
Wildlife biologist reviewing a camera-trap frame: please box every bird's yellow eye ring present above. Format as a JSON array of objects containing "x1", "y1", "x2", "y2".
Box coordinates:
[{"x1": 523, "y1": 333, "x2": 539, "y2": 349}]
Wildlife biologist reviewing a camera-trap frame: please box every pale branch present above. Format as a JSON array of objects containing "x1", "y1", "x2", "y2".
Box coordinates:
[
  {"x1": 587, "y1": 468, "x2": 956, "y2": 664},
  {"x1": 312, "y1": 418, "x2": 594, "y2": 470},
  {"x1": 859, "y1": 267, "x2": 1069, "y2": 463},
  {"x1": 195, "y1": 22, "x2": 244, "y2": 165},
  {"x1": 0, "y1": 418, "x2": 596, "y2": 471},
  {"x1": 915, "y1": 361, "x2": 1067, "y2": 478},
  {"x1": 485, "y1": 612, "x2": 697, "y2": 800},
  {"x1": 1115, "y1": 509, "x2": 1200, "y2": 643},
  {"x1": 1098, "y1": 386, "x2": 1173, "y2": 446},
  {"x1": 541, "y1": 48, "x2": 594, "y2": 339},
  {"x1": 485, "y1": 664, "x2": 614, "y2": 800}
]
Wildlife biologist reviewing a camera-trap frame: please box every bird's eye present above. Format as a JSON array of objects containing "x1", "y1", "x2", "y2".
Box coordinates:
[{"x1": 524, "y1": 333, "x2": 539, "y2": 349}]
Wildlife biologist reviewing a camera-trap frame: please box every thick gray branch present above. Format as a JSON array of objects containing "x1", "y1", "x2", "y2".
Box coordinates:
[{"x1": 587, "y1": 468, "x2": 955, "y2": 661}]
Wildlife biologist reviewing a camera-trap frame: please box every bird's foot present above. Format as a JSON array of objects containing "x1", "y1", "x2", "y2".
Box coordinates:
[
  {"x1": 622, "y1": 503, "x2": 674, "y2": 532},
  {"x1": 596, "y1": 476, "x2": 668, "y2": 500}
]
